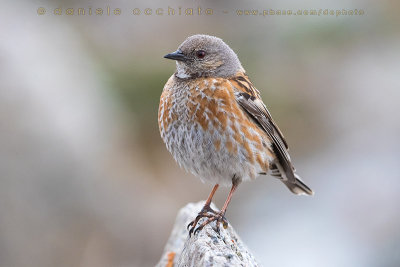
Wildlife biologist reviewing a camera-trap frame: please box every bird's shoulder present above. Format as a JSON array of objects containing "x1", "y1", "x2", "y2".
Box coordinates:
[{"x1": 228, "y1": 72, "x2": 262, "y2": 99}]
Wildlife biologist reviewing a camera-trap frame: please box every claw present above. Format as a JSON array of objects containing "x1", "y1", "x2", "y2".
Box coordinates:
[
  {"x1": 188, "y1": 210, "x2": 228, "y2": 236},
  {"x1": 216, "y1": 216, "x2": 225, "y2": 234},
  {"x1": 188, "y1": 227, "x2": 195, "y2": 237},
  {"x1": 194, "y1": 225, "x2": 202, "y2": 235},
  {"x1": 187, "y1": 212, "x2": 214, "y2": 231}
]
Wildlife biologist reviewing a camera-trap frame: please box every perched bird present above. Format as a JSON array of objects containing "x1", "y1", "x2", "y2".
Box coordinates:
[{"x1": 159, "y1": 34, "x2": 313, "y2": 235}]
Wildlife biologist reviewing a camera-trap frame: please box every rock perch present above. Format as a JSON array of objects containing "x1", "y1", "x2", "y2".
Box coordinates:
[{"x1": 156, "y1": 201, "x2": 260, "y2": 267}]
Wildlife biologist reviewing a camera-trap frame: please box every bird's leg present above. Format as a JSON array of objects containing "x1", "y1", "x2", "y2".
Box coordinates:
[
  {"x1": 187, "y1": 184, "x2": 219, "y2": 235},
  {"x1": 191, "y1": 178, "x2": 240, "y2": 236},
  {"x1": 202, "y1": 183, "x2": 219, "y2": 213}
]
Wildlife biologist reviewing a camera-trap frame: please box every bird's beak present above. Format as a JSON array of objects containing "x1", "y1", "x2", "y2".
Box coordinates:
[{"x1": 164, "y1": 50, "x2": 186, "y2": 61}]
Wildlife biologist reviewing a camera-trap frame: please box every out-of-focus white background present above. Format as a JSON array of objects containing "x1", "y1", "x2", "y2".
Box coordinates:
[{"x1": 1, "y1": 0, "x2": 399, "y2": 266}]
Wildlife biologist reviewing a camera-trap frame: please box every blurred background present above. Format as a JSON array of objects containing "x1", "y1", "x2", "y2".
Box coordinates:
[{"x1": 1, "y1": 0, "x2": 399, "y2": 266}]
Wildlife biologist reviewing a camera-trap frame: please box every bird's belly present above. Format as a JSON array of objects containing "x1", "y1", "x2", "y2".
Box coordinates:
[{"x1": 161, "y1": 117, "x2": 271, "y2": 187}]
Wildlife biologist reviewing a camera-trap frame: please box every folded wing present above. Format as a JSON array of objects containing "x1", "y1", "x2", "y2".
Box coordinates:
[{"x1": 230, "y1": 73, "x2": 313, "y2": 195}]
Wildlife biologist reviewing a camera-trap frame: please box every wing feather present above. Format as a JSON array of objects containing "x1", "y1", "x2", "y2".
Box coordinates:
[
  {"x1": 235, "y1": 91, "x2": 295, "y2": 181},
  {"x1": 230, "y1": 73, "x2": 313, "y2": 195}
]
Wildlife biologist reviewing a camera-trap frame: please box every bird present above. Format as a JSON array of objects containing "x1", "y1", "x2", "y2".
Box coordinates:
[{"x1": 158, "y1": 34, "x2": 313, "y2": 236}]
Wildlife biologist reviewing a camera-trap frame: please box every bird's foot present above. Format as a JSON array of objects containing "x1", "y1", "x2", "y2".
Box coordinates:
[
  {"x1": 187, "y1": 205, "x2": 217, "y2": 233},
  {"x1": 187, "y1": 205, "x2": 228, "y2": 236}
]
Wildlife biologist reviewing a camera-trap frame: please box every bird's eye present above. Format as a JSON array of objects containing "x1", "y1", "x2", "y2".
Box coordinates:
[{"x1": 196, "y1": 50, "x2": 206, "y2": 59}]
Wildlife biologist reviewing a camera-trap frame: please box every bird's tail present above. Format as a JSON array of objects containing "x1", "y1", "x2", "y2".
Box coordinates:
[{"x1": 283, "y1": 173, "x2": 314, "y2": 196}]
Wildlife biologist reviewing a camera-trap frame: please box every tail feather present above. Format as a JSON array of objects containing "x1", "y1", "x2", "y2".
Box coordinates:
[
  {"x1": 270, "y1": 163, "x2": 314, "y2": 196},
  {"x1": 283, "y1": 174, "x2": 314, "y2": 196}
]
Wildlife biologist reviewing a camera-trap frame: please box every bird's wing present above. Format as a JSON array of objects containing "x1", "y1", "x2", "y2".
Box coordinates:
[
  {"x1": 230, "y1": 73, "x2": 313, "y2": 195},
  {"x1": 229, "y1": 73, "x2": 295, "y2": 182}
]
